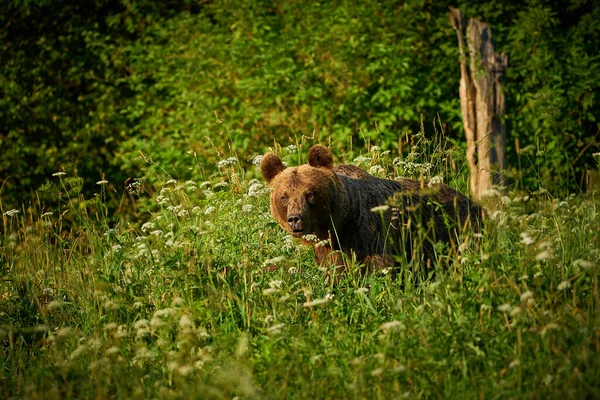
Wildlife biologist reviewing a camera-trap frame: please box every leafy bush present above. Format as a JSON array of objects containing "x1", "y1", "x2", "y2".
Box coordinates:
[{"x1": 1, "y1": 0, "x2": 598, "y2": 213}]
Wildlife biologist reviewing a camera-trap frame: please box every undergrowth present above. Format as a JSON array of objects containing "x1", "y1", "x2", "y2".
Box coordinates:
[{"x1": 1, "y1": 133, "x2": 599, "y2": 399}]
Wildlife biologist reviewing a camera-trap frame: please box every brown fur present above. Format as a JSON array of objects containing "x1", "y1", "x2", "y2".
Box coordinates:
[{"x1": 261, "y1": 145, "x2": 482, "y2": 276}]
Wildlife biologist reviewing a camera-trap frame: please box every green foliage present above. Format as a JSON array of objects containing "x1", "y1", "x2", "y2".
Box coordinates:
[
  {"x1": 1, "y1": 141, "x2": 599, "y2": 398},
  {"x1": 2, "y1": 0, "x2": 598, "y2": 213}
]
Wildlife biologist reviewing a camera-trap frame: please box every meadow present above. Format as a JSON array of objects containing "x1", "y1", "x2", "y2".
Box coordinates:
[{"x1": 0, "y1": 130, "x2": 598, "y2": 399}]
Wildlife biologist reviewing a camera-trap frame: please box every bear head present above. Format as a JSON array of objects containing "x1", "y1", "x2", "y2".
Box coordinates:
[{"x1": 260, "y1": 145, "x2": 341, "y2": 241}]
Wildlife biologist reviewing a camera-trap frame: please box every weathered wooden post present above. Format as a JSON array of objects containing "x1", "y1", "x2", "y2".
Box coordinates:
[{"x1": 449, "y1": 8, "x2": 507, "y2": 200}]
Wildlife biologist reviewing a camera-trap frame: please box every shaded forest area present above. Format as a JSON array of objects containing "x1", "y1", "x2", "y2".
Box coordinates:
[{"x1": 1, "y1": 0, "x2": 599, "y2": 212}]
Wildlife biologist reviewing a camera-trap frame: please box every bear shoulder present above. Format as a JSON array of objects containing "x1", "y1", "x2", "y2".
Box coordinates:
[{"x1": 333, "y1": 164, "x2": 375, "y2": 180}]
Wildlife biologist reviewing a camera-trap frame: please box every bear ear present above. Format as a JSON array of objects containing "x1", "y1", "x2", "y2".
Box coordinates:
[
  {"x1": 308, "y1": 145, "x2": 334, "y2": 169},
  {"x1": 261, "y1": 152, "x2": 285, "y2": 183}
]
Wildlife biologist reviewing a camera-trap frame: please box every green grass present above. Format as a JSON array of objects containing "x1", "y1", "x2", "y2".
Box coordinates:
[{"x1": 1, "y1": 140, "x2": 599, "y2": 399}]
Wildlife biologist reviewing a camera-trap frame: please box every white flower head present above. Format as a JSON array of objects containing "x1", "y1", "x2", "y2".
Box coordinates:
[
  {"x1": 371, "y1": 205, "x2": 390, "y2": 213},
  {"x1": 428, "y1": 176, "x2": 443, "y2": 186},
  {"x1": 267, "y1": 323, "x2": 286, "y2": 335},
  {"x1": 520, "y1": 291, "x2": 533, "y2": 302},
  {"x1": 368, "y1": 165, "x2": 385, "y2": 176},
  {"x1": 252, "y1": 155, "x2": 264, "y2": 166},
  {"x1": 302, "y1": 234, "x2": 319, "y2": 242},
  {"x1": 557, "y1": 280, "x2": 571, "y2": 291},
  {"x1": 379, "y1": 320, "x2": 404, "y2": 332},
  {"x1": 520, "y1": 232, "x2": 535, "y2": 246},
  {"x1": 535, "y1": 249, "x2": 553, "y2": 261},
  {"x1": 497, "y1": 304, "x2": 512, "y2": 313},
  {"x1": 204, "y1": 206, "x2": 216, "y2": 215},
  {"x1": 303, "y1": 298, "x2": 329, "y2": 307}
]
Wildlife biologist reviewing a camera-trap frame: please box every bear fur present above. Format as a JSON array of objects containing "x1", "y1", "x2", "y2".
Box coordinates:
[{"x1": 261, "y1": 145, "x2": 482, "y2": 274}]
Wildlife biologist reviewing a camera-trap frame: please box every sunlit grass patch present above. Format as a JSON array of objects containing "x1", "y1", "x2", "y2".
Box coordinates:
[{"x1": 1, "y1": 135, "x2": 599, "y2": 399}]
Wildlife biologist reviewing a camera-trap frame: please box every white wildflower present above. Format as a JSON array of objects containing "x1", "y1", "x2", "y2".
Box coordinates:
[
  {"x1": 4, "y1": 209, "x2": 19, "y2": 217},
  {"x1": 179, "y1": 314, "x2": 194, "y2": 329},
  {"x1": 114, "y1": 325, "x2": 128, "y2": 339},
  {"x1": 153, "y1": 307, "x2": 177, "y2": 318},
  {"x1": 353, "y1": 156, "x2": 371, "y2": 164},
  {"x1": 428, "y1": 176, "x2": 443, "y2": 186},
  {"x1": 52, "y1": 172, "x2": 66, "y2": 177},
  {"x1": 267, "y1": 323, "x2": 286, "y2": 335},
  {"x1": 156, "y1": 195, "x2": 170, "y2": 205},
  {"x1": 96, "y1": 180, "x2": 109, "y2": 185},
  {"x1": 371, "y1": 205, "x2": 390, "y2": 213},
  {"x1": 70, "y1": 345, "x2": 86, "y2": 360},
  {"x1": 103, "y1": 300, "x2": 120, "y2": 311},
  {"x1": 316, "y1": 239, "x2": 330, "y2": 247},
  {"x1": 497, "y1": 304, "x2": 512, "y2": 313},
  {"x1": 252, "y1": 155, "x2": 264, "y2": 166},
  {"x1": 379, "y1": 320, "x2": 404, "y2": 332},
  {"x1": 509, "y1": 306, "x2": 521, "y2": 316},
  {"x1": 177, "y1": 365, "x2": 195, "y2": 376},
  {"x1": 103, "y1": 322, "x2": 118, "y2": 331},
  {"x1": 213, "y1": 182, "x2": 228, "y2": 190},
  {"x1": 204, "y1": 206, "x2": 216, "y2": 215},
  {"x1": 481, "y1": 188, "x2": 501, "y2": 199},
  {"x1": 520, "y1": 291, "x2": 533, "y2": 302},
  {"x1": 355, "y1": 287, "x2": 369, "y2": 295},
  {"x1": 573, "y1": 259, "x2": 593, "y2": 270},
  {"x1": 172, "y1": 297, "x2": 184, "y2": 306},
  {"x1": 264, "y1": 256, "x2": 286, "y2": 266},
  {"x1": 141, "y1": 222, "x2": 155, "y2": 232},
  {"x1": 520, "y1": 232, "x2": 535, "y2": 246},
  {"x1": 302, "y1": 234, "x2": 319, "y2": 242},
  {"x1": 248, "y1": 182, "x2": 267, "y2": 197},
  {"x1": 134, "y1": 319, "x2": 149, "y2": 330},
  {"x1": 557, "y1": 281, "x2": 571, "y2": 290},
  {"x1": 535, "y1": 249, "x2": 552, "y2": 261},
  {"x1": 286, "y1": 145, "x2": 297, "y2": 153},
  {"x1": 303, "y1": 298, "x2": 329, "y2": 307},
  {"x1": 56, "y1": 327, "x2": 74, "y2": 339},
  {"x1": 368, "y1": 165, "x2": 385, "y2": 176}
]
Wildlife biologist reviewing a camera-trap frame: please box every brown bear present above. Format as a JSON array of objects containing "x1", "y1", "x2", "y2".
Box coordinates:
[{"x1": 260, "y1": 144, "x2": 482, "y2": 275}]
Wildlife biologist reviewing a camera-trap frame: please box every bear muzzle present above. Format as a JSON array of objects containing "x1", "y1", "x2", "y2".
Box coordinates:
[{"x1": 287, "y1": 214, "x2": 305, "y2": 236}]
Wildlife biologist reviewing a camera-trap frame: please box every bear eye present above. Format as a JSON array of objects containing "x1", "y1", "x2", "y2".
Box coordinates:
[
  {"x1": 306, "y1": 191, "x2": 314, "y2": 201},
  {"x1": 280, "y1": 195, "x2": 288, "y2": 205}
]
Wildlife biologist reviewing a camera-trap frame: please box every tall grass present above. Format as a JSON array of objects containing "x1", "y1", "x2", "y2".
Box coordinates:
[{"x1": 1, "y1": 133, "x2": 599, "y2": 399}]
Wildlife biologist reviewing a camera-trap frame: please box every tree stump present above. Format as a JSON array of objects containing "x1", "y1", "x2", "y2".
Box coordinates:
[{"x1": 449, "y1": 8, "x2": 507, "y2": 200}]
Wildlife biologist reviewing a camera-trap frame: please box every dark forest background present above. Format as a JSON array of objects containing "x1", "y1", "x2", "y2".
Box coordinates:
[{"x1": 1, "y1": 0, "x2": 599, "y2": 212}]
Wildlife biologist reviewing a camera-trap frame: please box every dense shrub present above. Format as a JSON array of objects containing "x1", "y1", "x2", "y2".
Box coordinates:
[{"x1": 1, "y1": 0, "x2": 598, "y2": 213}]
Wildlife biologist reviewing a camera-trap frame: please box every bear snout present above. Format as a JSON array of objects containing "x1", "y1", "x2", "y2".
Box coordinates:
[{"x1": 287, "y1": 214, "x2": 304, "y2": 233}]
